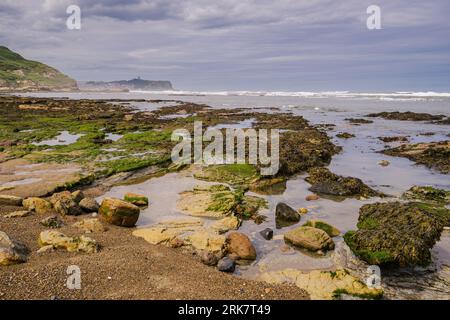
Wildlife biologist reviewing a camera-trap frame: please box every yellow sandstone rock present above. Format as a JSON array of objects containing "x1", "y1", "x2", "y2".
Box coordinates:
[
  {"x1": 261, "y1": 269, "x2": 383, "y2": 300},
  {"x1": 23, "y1": 197, "x2": 53, "y2": 215}
]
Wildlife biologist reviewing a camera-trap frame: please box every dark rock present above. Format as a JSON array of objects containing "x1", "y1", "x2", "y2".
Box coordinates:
[
  {"x1": 336, "y1": 132, "x2": 355, "y2": 139},
  {"x1": 305, "y1": 167, "x2": 383, "y2": 198},
  {"x1": 260, "y1": 228, "x2": 273, "y2": 240},
  {"x1": 217, "y1": 257, "x2": 235, "y2": 273},
  {"x1": 345, "y1": 118, "x2": 373, "y2": 124},
  {"x1": 367, "y1": 111, "x2": 445, "y2": 122},
  {"x1": 378, "y1": 136, "x2": 408, "y2": 143},
  {"x1": 275, "y1": 203, "x2": 300, "y2": 229}
]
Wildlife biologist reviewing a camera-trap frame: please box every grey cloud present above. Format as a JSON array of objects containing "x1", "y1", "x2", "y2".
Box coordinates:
[{"x1": 0, "y1": 0, "x2": 449, "y2": 91}]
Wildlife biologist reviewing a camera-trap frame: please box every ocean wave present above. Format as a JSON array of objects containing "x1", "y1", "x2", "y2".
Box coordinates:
[{"x1": 130, "y1": 90, "x2": 450, "y2": 100}]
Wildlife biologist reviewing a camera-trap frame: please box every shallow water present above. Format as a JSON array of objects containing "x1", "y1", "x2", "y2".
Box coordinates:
[{"x1": 33, "y1": 131, "x2": 84, "y2": 146}]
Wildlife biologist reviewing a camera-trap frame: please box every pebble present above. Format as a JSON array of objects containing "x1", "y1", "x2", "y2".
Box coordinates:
[
  {"x1": 217, "y1": 257, "x2": 235, "y2": 273},
  {"x1": 306, "y1": 194, "x2": 320, "y2": 201},
  {"x1": 259, "y1": 228, "x2": 273, "y2": 240},
  {"x1": 200, "y1": 251, "x2": 219, "y2": 266}
]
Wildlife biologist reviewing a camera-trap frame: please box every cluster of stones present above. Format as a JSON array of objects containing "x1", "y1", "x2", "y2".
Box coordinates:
[{"x1": 0, "y1": 191, "x2": 149, "y2": 265}]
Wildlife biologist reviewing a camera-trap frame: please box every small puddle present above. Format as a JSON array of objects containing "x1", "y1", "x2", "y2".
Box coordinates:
[
  {"x1": 33, "y1": 131, "x2": 84, "y2": 146},
  {"x1": 105, "y1": 133, "x2": 123, "y2": 142},
  {"x1": 210, "y1": 118, "x2": 256, "y2": 130}
]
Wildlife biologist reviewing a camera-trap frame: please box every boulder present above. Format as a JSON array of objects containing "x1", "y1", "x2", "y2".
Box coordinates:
[
  {"x1": 275, "y1": 202, "x2": 300, "y2": 228},
  {"x1": 226, "y1": 232, "x2": 257, "y2": 260},
  {"x1": 0, "y1": 231, "x2": 29, "y2": 266},
  {"x1": 217, "y1": 257, "x2": 235, "y2": 273},
  {"x1": 0, "y1": 195, "x2": 23, "y2": 206},
  {"x1": 73, "y1": 218, "x2": 106, "y2": 233},
  {"x1": 40, "y1": 215, "x2": 63, "y2": 228},
  {"x1": 99, "y1": 197, "x2": 140, "y2": 227},
  {"x1": 38, "y1": 230, "x2": 98, "y2": 253},
  {"x1": 22, "y1": 197, "x2": 53, "y2": 214},
  {"x1": 124, "y1": 192, "x2": 148, "y2": 206},
  {"x1": 284, "y1": 226, "x2": 335, "y2": 252},
  {"x1": 79, "y1": 197, "x2": 100, "y2": 212},
  {"x1": 303, "y1": 219, "x2": 340, "y2": 237}
]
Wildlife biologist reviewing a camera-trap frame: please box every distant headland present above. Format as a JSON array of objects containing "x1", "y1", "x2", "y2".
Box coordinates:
[{"x1": 79, "y1": 77, "x2": 173, "y2": 92}]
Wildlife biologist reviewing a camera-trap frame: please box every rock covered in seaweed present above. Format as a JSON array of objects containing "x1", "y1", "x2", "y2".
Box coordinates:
[
  {"x1": 344, "y1": 202, "x2": 447, "y2": 267},
  {"x1": 305, "y1": 167, "x2": 383, "y2": 198},
  {"x1": 382, "y1": 141, "x2": 449, "y2": 174}
]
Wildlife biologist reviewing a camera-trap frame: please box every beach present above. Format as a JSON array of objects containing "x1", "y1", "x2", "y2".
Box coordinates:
[{"x1": 1, "y1": 91, "x2": 449, "y2": 300}]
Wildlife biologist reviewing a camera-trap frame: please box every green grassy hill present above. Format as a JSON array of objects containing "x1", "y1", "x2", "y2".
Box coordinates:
[{"x1": 0, "y1": 46, "x2": 78, "y2": 92}]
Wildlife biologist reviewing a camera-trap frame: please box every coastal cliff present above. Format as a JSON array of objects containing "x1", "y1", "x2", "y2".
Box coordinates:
[{"x1": 0, "y1": 46, "x2": 78, "y2": 92}]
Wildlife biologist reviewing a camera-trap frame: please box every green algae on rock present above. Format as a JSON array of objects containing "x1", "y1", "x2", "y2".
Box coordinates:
[
  {"x1": 194, "y1": 164, "x2": 260, "y2": 187},
  {"x1": 344, "y1": 202, "x2": 447, "y2": 267},
  {"x1": 124, "y1": 192, "x2": 149, "y2": 206},
  {"x1": 177, "y1": 185, "x2": 267, "y2": 222},
  {"x1": 303, "y1": 219, "x2": 340, "y2": 237}
]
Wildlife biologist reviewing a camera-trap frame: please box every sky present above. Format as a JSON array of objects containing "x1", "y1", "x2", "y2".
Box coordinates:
[{"x1": 1, "y1": 0, "x2": 449, "y2": 92}]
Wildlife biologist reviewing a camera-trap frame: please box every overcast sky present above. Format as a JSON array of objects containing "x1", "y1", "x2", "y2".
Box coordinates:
[{"x1": 1, "y1": 0, "x2": 449, "y2": 91}]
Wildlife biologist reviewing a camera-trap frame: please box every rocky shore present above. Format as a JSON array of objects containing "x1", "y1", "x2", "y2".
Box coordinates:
[{"x1": 1, "y1": 96, "x2": 449, "y2": 300}]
